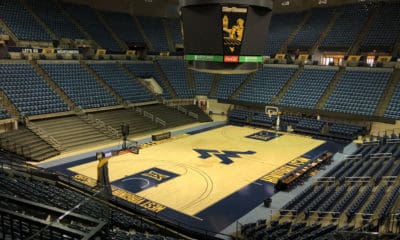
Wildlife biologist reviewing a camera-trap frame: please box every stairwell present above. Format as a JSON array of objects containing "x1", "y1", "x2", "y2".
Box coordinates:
[
  {"x1": 79, "y1": 61, "x2": 125, "y2": 105},
  {"x1": 0, "y1": 19, "x2": 18, "y2": 43},
  {"x1": 153, "y1": 60, "x2": 178, "y2": 98},
  {"x1": 392, "y1": 34, "x2": 400, "y2": 57},
  {"x1": 24, "y1": 117, "x2": 64, "y2": 151},
  {"x1": 316, "y1": 66, "x2": 346, "y2": 110},
  {"x1": 272, "y1": 65, "x2": 304, "y2": 104},
  {"x1": 186, "y1": 68, "x2": 196, "y2": 92},
  {"x1": 209, "y1": 74, "x2": 222, "y2": 98},
  {"x1": 29, "y1": 60, "x2": 76, "y2": 110},
  {"x1": 0, "y1": 90, "x2": 20, "y2": 120},
  {"x1": 132, "y1": 16, "x2": 153, "y2": 51},
  {"x1": 94, "y1": 9, "x2": 128, "y2": 51},
  {"x1": 348, "y1": 4, "x2": 380, "y2": 55},
  {"x1": 279, "y1": 11, "x2": 312, "y2": 54},
  {"x1": 56, "y1": 1, "x2": 100, "y2": 49},
  {"x1": 162, "y1": 18, "x2": 176, "y2": 53},
  {"x1": 116, "y1": 61, "x2": 162, "y2": 102},
  {"x1": 374, "y1": 68, "x2": 400, "y2": 117},
  {"x1": 229, "y1": 72, "x2": 256, "y2": 100},
  {"x1": 18, "y1": 0, "x2": 57, "y2": 41},
  {"x1": 309, "y1": 7, "x2": 344, "y2": 55}
]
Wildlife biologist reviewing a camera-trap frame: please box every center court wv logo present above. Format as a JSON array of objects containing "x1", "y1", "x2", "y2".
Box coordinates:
[{"x1": 193, "y1": 149, "x2": 256, "y2": 165}]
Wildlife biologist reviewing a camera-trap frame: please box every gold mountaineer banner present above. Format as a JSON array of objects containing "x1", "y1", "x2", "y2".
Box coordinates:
[{"x1": 222, "y1": 6, "x2": 248, "y2": 56}]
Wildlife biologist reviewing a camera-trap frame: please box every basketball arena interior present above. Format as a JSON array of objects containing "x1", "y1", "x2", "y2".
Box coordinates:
[{"x1": 0, "y1": 0, "x2": 400, "y2": 239}]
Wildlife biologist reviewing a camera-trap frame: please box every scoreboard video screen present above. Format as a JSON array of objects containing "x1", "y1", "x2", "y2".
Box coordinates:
[{"x1": 180, "y1": 0, "x2": 273, "y2": 73}]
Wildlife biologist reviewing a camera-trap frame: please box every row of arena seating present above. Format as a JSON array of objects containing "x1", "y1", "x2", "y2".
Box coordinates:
[
  {"x1": 1, "y1": 1, "x2": 397, "y2": 54},
  {"x1": 242, "y1": 141, "x2": 400, "y2": 240},
  {"x1": 0, "y1": 157, "x2": 179, "y2": 240},
  {"x1": 228, "y1": 108, "x2": 366, "y2": 139},
  {"x1": 0, "y1": 61, "x2": 397, "y2": 120}
]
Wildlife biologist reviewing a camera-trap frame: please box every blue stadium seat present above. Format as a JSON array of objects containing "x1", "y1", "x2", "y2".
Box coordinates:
[
  {"x1": 279, "y1": 68, "x2": 337, "y2": 109},
  {"x1": 101, "y1": 11, "x2": 144, "y2": 45},
  {"x1": 215, "y1": 74, "x2": 248, "y2": 100},
  {"x1": 384, "y1": 80, "x2": 400, "y2": 119},
  {"x1": 289, "y1": 7, "x2": 334, "y2": 50},
  {"x1": 361, "y1": 2, "x2": 400, "y2": 51},
  {"x1": 158, "y1": 59, "x2": 194, "y2": 98},
  {"x1": 0, "y1": 0, "x2": 52, "y2": 41},
  {"x1": 62, "y1": 3, "x2": 122, "y2": 52},
  {"x1": 324, "y1": 69, "x2": 391, "y2": 116},
  {"x1": 320, "y1": 3, "x2": 372, "y2": 50},
  {"x1": 265, "y1": 12, "x2": 306, "y2": 56},
  {"x1": 236, "y1": 66, "x2": 297, "y2": 105},
  {"x1": 26, "y1": 0, "x2": 85, "y2": 39},
  {"x1": 137, "y1": 16, "x2": 169, "y2": 52},
  {"x1": 88, "y1": 63, "x2": 154, "y2": 103},
  {"x1": 124, "y1": 62, "x2": 171, "y2": 99},
  {"x1": 168, "y1": 18, "x2": 183, "y2": 45},
  {"x1": 193, "y1": 72, "x2": 214, "y2": 96},
  {"x1": 40, "y1": 63, "x2": 118, "y2": 109},
  {"x1": 0, "y1": 63, "x2": 69, "y2": 116}
]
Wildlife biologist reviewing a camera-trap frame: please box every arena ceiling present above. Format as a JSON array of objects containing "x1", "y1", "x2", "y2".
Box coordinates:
[{"x1": 60, "y1": 0, "x2": 395, "y2": 17}]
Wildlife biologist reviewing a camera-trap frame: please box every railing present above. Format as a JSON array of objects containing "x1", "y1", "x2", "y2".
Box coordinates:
[
  {"x1": 24, "y1": 117, "x2": 64, "y2": 151},
  {"x1": 75, "y1": 107, "x2": 120, "y2": 139},
  {"x1": 0, "y1": 137, "x2": 32, "y2": 159},
  {"x1": 143, "y1": 111, "x2": 154, "y2": 121},
  {"x1": 155, "y1": 117, "x2": 166, "y2": 127},
  {"x1": 188, "y1": 111, "x2": 199, "y2": 120}
]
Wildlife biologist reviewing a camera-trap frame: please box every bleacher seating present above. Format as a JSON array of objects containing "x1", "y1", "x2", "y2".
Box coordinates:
[
  {"x1": 324, "y1": 69, "x2": 391, "y2": 116},
  {"x1": 62, "y1": 3, "x2": 122, "y2": 52},
  {"x1": 137, "y1": 16, "x2": 169, "y2": 52},
  {"x1": 26, "y1": 0, "x2": 85, "y2": 40},
  {"x1": 40, "y1": 63, "x2": 118, "y2": 109},
  {"x1": 361, "y1": 1, "x2": 400, "y2": 51},
  {"x1": 0, "y1": 0, "x2": 52, "y2": 41},
  {"x1": 101, "y1": 11, "x2": 144, "y2": 45},
  {"x1": 289, "y1": 7, "x2": 334, "y2": 50},
  {"x1": 140, "y1": 104, "x2": 197, "y2": 128},
  {"x1": 0, "y1": 108, "x2": 10, "y2": 120},
  {"x1": 264, "y1": 12, "x2": 306, "y2": 56},
  {"x1": 279, "y1": 68, "x2": 337, "y2": 109},
  {"x1": 193, "y1": 71, "x2": 215, "y2": 96},
  {"x1": 228, "y1": 109, "x2": 250, "y2": 124},
  {"x1": 158, "y1": 59, "x2": 194, "y2": 98},
  {"x1": 88, "y1": 62, "x2": 154, "y2": 103},
  {"x1": 320, "y1": 3, "x2": 372, "y2": 50},
  {"x1": 0, "y1": 167, "x2": 175, "y2": 240},
  {"x1": 236, "y1": 66, "x2": 297, "y2": 105},
  {"x1": 92, "y1": 109, "x2": 159, "y2": 135},
  {"x1": 0, "y1": 63, "x2": 69, "y2": 116},
  {"x1": 328, "y1": 123, "x2": 365, "y2": 139},
  {"x1": 168, "y1": 18, "x2": 183, "y2": 45},
  {"x1": 295, "y1": 118, "x2": 326, "y2": 134},
  {"x1": 385, "y1": 81, "x2": 400, "y2": 119},
  {"x1": 215, "y1": 74, "x2": 247, "y2": 100},
  {"x1": 124, "y1": 62, "x2": 171, "y2": 99}
]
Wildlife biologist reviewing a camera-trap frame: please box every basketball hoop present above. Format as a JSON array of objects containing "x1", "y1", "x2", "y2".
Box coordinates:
[{"x1": 265, "y1": 105, "x2": 280, "y2": 131}]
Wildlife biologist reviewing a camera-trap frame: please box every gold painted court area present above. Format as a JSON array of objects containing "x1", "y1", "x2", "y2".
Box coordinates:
[{"x1": 69, "y1": 125, "x2": 325, "y2": 216}]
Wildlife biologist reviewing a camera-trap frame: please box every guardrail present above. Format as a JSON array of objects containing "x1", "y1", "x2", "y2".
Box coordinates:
[
  {"x1": 75, "y1": 108, "x2": 120, "y2": 139},
  {"x1": 188, "y1": 111, "x2": 199, "y2": 120},
  {"x1": 25, "y1": 117, "x2": 63, "y2": 151},
  {"x1": 143, "y1": 111, "x2": 154, "y2": 121},
  {"x1": 155, "y1": 117, "x2": 166, "y2": 127}
]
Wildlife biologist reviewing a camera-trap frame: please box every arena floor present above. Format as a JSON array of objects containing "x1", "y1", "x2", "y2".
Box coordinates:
[{"x1": 47, "y1": 125, "x2": 345, "y2": 233}]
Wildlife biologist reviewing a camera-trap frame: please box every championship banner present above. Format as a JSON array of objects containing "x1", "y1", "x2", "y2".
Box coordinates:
[
  {"x1": 275, "y1": 54, "x2": 286, "y2": 60},
  {"x1": 222, "y1": 6, "x2": 248, "y2": 56},
  {"x1": 348, "y1": 55, "x2": 361, "y2": 62},
  {"x1": 126, "y1": 50, "x2": 135, "y2": 55},
  {"x1": 96, "y1": 49, "x2": 107, "y2": 55},
  {"x1": 42, "y1": 48, "x2": 55, "y2": 54},
  {"x1": 298, "y1": 54, "x2": 309, "y2": 61},
  {"x1": 377, "y1": 56, "x2": 391, "y2": 62}
]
